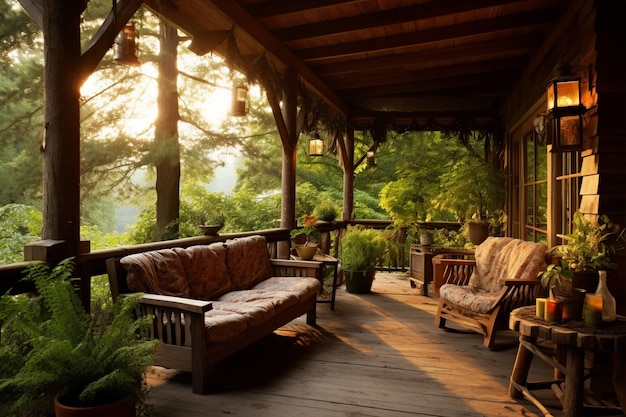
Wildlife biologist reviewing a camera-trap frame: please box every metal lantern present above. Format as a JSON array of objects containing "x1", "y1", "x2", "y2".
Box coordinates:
[
  {"x1": 545, "y1": 63, "x2": 586, "y2": 152},
  {"x1": 309, "y1": 132, "x2": 323, "y2": 156},
  {"x1": 366, "y1": 150, "x2": 376, "y2": 167},
  {"x1": 231, "y1": 84, "x2": 248, "y2": 117},
  {"x1": 115, "y1": 24, "x2": 140, "y2": 66}
]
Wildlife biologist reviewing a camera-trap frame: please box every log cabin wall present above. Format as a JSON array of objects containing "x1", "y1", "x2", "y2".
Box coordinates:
[{"x1": 502, "y1": 0, "x2": 626, "y2": 313}]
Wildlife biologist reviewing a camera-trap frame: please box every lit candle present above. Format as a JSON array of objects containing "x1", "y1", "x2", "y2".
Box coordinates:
[
  {"x1": 536, "y1": 298, "x2": 547, "y2": 319},
  {"x1": 583, "y1": 294, "x2": 603, "y2": 327},
  {"x1": 545, "y1": 298, "x2": 563, "y2": 322}
]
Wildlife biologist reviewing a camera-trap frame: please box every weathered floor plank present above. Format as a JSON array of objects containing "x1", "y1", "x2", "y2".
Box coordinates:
[{"x1": 146, "y1": 272, "x2": 560, "y2": 417}]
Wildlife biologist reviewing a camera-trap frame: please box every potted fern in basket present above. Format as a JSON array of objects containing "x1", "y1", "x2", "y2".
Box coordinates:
[{"x1": 0, "y1": 259, "x2": 159, "y2": 417}]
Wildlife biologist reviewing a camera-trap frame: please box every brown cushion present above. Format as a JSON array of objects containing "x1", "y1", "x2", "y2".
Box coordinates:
[
  {"x1": 225, "y1": 235, "x2": 274, "y2": 290},
  {"x1": 174, "y1": 243, "x2": 232, "y2": 300},
  {"x1": 121, "y1": 249, "x2": 190, "y2": 297}
]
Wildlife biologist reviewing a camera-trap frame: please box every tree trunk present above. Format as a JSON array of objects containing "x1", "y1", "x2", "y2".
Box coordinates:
[
  {"x1": 154, "y1": 21, "x2": 180, "y2": 240},
  {"x1": 41, "y1": 0, "x2": 84, "y2": 257}
]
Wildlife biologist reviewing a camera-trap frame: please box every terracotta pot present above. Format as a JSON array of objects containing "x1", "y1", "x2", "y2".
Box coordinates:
[
  {"x1": 55, "y1": 397, "x2": 136, "y2": 417},
  {"x1": 199, "y1": 225, "x2": 222, "y2": 236},
  {"x1": 468, "y1": 222, "x2": 489, "y2": 245},
  {"x1": 344, "y1": 268, "x2": 375, "y2": 294}
]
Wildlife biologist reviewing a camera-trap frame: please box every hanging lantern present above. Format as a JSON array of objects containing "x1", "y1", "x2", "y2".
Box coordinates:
[
  {"x1": 115, "y1": 24, "x2": 140, "y2": 66},
  {"x1": 309, "y1": 132, "x2": 323, "y2": 156},
  {"x1": 545, "y1": 62, "x2": 586, "y2": 152},
  {"x1": 231, "y1": 83, "x2": 248, "y2": 117},
  {"x1": 366, "y1": 150, "x2": 377, "y2": 167}
]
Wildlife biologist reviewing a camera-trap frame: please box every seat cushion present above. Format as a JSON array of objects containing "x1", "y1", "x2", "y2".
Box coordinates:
[
  {"x1": 175, "y1": 243, "x2": 232, "y2": 300},
  {"x1": 439, "y1": 284, "x2": 504, "y2": 313},
  {"x1": 252, "y1": 277, "x2": 321, "y2": 302},
  {"x1": 216, "y1": 288, "x2": 299, "y2": 322},
  {"x1": 225, "y1": 235, "x2": 275, "y2": 290},
  {"x1": 121, "y1": 249, "x2": 190, "y2": 297},
  {"x1": 203, "y1": 309, "x2": 249, "y2": 343}
]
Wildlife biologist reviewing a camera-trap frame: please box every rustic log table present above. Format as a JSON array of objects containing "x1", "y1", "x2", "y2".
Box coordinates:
[{"x1": 508, "y1": 306, "x2": 626, "y2": 417}]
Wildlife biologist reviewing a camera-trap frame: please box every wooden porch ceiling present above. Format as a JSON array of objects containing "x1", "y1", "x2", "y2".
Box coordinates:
[{"x1": 145, "y1": 0, "x2": 564, "y2": 130}]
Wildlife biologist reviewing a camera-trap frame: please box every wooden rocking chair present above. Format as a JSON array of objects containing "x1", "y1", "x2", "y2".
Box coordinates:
[{"x1": 434, "y1": 237, "x2": 548, "y2": 349}]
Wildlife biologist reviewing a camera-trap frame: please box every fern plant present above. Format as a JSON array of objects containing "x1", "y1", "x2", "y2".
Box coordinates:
[{"x1": 0, "y1": 258, "x2": 159, "y2": 416}]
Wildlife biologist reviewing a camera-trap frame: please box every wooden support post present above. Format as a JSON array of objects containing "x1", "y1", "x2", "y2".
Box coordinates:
[
  {"x1": 41, "y1": 0, "x2": 83, "y2": 257},
  {"x1": 342, "y1": 122, "x2": 355, "y2": 221}
]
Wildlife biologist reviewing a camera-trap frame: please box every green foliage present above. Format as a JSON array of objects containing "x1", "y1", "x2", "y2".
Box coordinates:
[
  {"x1": 340, "y1": 226, "x2": 387, "y2": 271},
  {"x1": 0, "y1": 203, "x2": 42, "y2": 263},
  {"x1": 0, "y1": 259, "x2": 159, "y2": 415},
  {"x1": 434, "y1": 153, "x2": 504, "y2": 222},
  {"x1": 538, "y1": 261, "x2": 573, "y2": 289},
  {"x1": 379, "y1": 131, "x2": 460, "y2": 225},
  {"x1": 550, "y1": 211, "x2": 625, "y2": 272},
  {"x1": 313, "y1": 198, "x2": 340, "y2": 222}
]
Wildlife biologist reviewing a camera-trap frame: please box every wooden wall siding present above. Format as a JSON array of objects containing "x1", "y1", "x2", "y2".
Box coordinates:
[{"x1": 593, "y1": 0, "x2": 626, "y2": 311}]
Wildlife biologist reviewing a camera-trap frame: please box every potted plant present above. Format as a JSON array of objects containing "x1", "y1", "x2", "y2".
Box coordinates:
[
  {"x1": 0, "y1": 259, "x2": 159, "y2": 417},
  {"x1": 199, "y1": 209, "x2": 226, "y2": 236},
  {"x1": 340, "y1": 226, "x2": 386, "y2": 294},
  {"x1": 549, "y1": 211, "x2": 625, "y2": 292},
  {"x1": 290, "y1": 214, "x2": 321, "y2": 260},
  {"x1": 537, "y1": 261, "x2": 586, "y2": 320}
]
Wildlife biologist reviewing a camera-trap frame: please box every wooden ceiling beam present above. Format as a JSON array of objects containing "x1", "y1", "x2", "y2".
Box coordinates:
[
  {"x1": 17, "y1": 0, "x2": 42, "y2": 28},
  {"x1": 206, "y1": 0, "x2": 350, "y2": 115},
  {"x1": 312, "y1": 33, "x2": 543, "y2": 77},
  {"x1": 338, "y1": 70, "x2": 518, "y2": 98},
  {"x1": 329, "y1": 59, "x2": 525, "y2": 90},
  {"x1": 351, "y1": 108, "x2": 500, "y2": 120},
  {"x1": 245, "y1": 0, "x2": 364, "y2": 19},
  {"x1": 273, "y1": 0, "x2": 522, "y2": 42},
  {"x1": 297, "y1": 8, "x2": 559, "y2": 61}
]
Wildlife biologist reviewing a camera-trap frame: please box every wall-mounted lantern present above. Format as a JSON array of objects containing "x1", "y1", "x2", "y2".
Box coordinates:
[
  {"x1": 544, "y1": 62, "x2": 586, "y2": 152},
  {"x1": 231, "y1": 83, "x2": 248, "y2": 117},
  {"x1": 115, "y1": 24, "x2": 140, "y2": 66},
  {"x1": 309, "y1": 132, "x2": 323, "y2": 156}
]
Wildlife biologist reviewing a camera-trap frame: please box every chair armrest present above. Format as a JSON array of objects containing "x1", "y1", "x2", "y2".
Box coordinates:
[
  {"x1": 122, "y1": 293, "x2": 212, "y2": 314},
  {"x1": 500, "y1": 278, "x2": 542, "y2": 287},
  {"x1": 270, "y1": 259, "x2": 322, "y2": 278}
]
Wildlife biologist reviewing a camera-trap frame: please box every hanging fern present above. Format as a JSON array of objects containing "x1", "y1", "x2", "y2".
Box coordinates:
[{"x1": 0, "y1": 258, "x2": 160, "y2": 415}]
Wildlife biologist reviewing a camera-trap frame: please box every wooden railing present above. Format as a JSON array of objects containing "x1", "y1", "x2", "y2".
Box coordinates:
[{"x1": 0, "y1": 220, "x2": 460, "y2": 306}]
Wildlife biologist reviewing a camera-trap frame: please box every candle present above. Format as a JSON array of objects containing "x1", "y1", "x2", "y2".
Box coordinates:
[
  {"x1": 536, "y1": 298, "x2": 547, "y2": 319},
  {"x1": 583, "y1": 294, "x2": 603, "y2": 327},
  {"x1": 545, "y1": 298, "x2": 563, "y2": 322}
]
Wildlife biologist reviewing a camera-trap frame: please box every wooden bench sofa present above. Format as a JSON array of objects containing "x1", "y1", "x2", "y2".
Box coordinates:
[
  {"x1": 434, "y1": 237, "x2": 548, "y2": 349},
  {"x1": 106, "y1": 235, "x2": 321, "y2": 394}
]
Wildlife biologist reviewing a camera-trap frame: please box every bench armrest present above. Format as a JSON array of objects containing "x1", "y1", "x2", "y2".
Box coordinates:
[
  {"x1": 270, "y1": 259, "x2": 322, "y2": 278},
  {"x1": 122, "y1": 292, "x2": 212, "y2": 314}
]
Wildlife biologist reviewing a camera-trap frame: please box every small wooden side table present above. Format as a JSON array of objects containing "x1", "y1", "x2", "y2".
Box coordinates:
[
  {"x1": 291, "y1": 253, "x2": 339, "y2": 311},
  {"x1": 508, "y1": 306, "x2": 626, "y2": 417}
]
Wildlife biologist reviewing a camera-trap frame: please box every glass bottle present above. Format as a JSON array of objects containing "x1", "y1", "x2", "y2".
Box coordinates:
[{"x1": 595, "y1": 270, "x2": 616, "y2": 321}]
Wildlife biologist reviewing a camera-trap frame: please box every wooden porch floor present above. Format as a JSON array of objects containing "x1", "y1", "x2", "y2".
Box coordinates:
[{"x1": 146, "y1": 272, "x2": 560, "y2": 417}]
